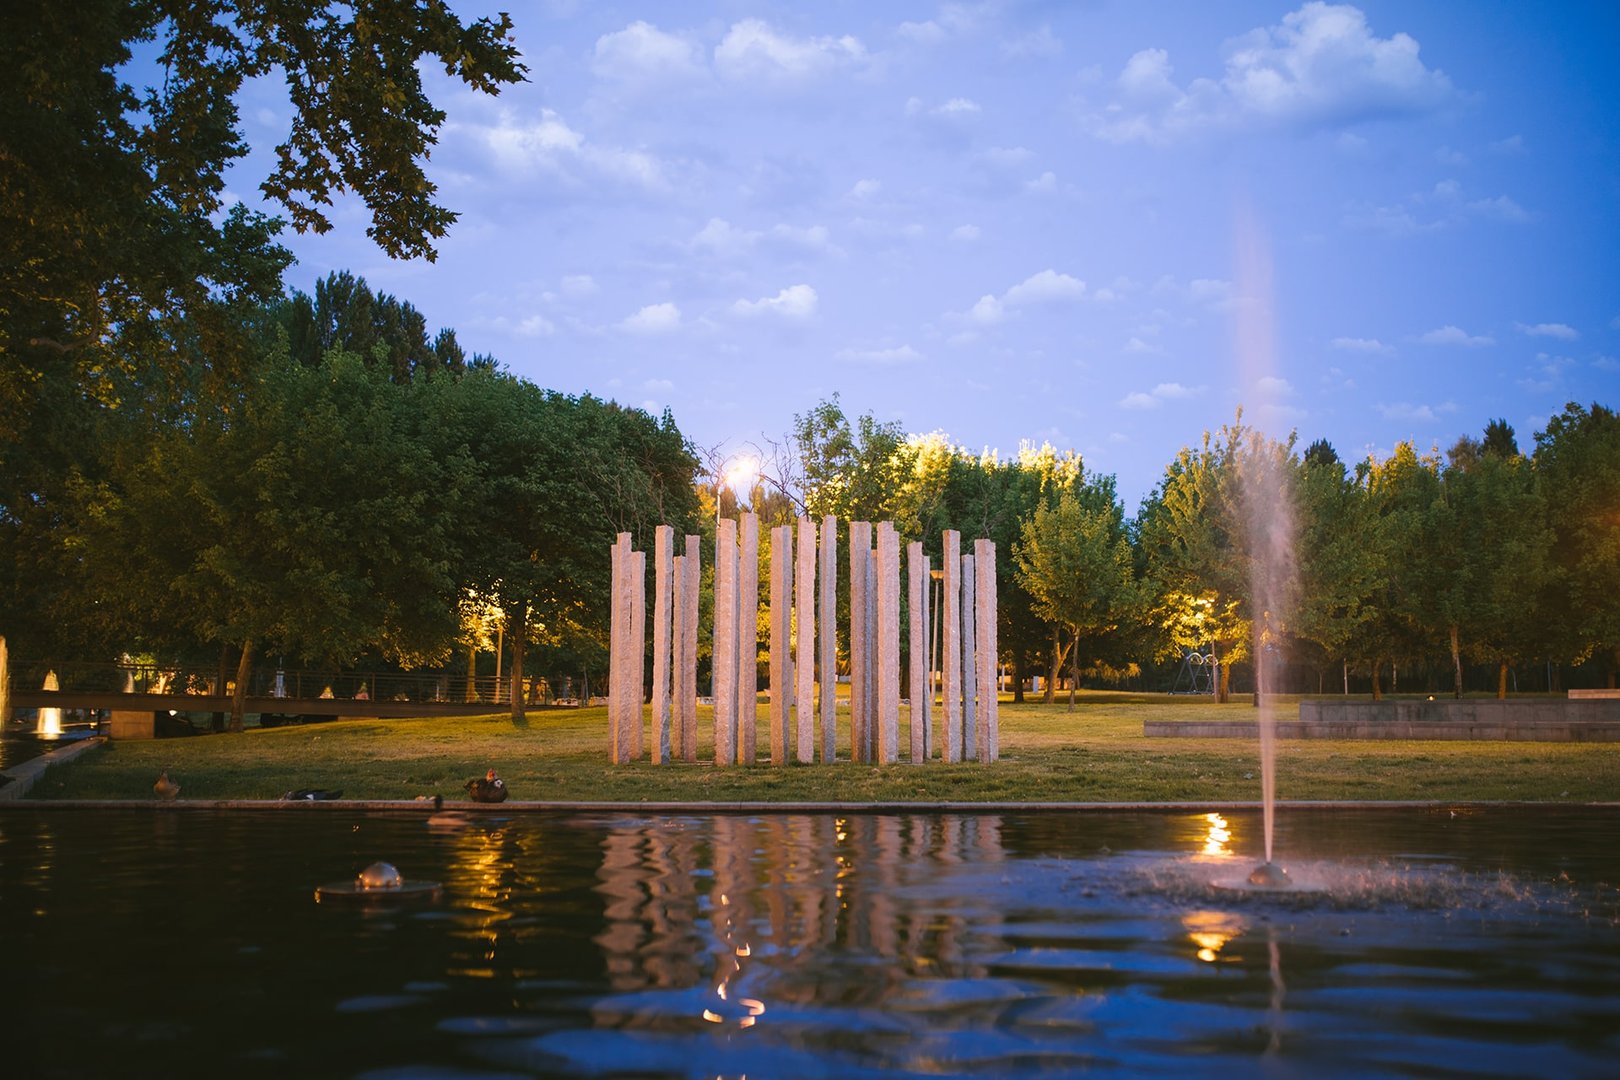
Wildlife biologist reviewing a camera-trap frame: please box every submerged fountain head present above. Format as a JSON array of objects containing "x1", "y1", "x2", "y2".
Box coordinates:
[
  {"x1": 355, "y1": 861, "x2": 403, "y2": 890},
  {"x1": 1247, "y1": 861, "x2": 1292, "y2": 889}
]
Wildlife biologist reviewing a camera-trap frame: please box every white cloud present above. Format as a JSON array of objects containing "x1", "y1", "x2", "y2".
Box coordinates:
[
  {"x1": 460, "y1": 106, "x2": 665, "y2": 191},
  {"x1": 1005, "y1": 269, "x2": 1086, "y2": 305},
  {"x1": 1344, "y1": 179, "x2": 1532, "y2": 235},
  {"x1": 850, "y1": 178, "x2": 882, "y2": 200},
  {"x1": 1593, "y1": 355, "x2": 1620, "y2": 373},
  {"x1": 622, "y1": 302, "x2": 682, "y2": 334},
  {"x1": 968, "y1": 294, "x2": 1005, "y2": 325},
  {"x1": 1418, "y1": 325, "x2": 1494, "y2": 347},
  {"x1": 1002, "y1": 25, "x2": 1063, "y2": 60},
  {"x1": 935, "y1": 97, "x2": 982, "y2": 116},
  {"x1": 1124, "y1": 336, "x2": 1164, "y2": 355},
  {"x1": 897, "y1": 19, "x2": 946, "y2": 46},
  {"x1": 836, "y1": 344, "x2": 923, "y2": 364},
  {"x1": 715, "y1": 19, "x2": 868, "y2": 84},
  {"x1": 560, "y1": 274, "x2": 598, "y2": 297},
  {"x1": 593, "y1": 22, "x2": 707, "y2": 86},
  {"x1": 1331, "y1": 336, "x2": 1393, "y2": 354},
  {"x1": 641, "y1": 378, "x2": 675, "y2": 394},
  {"x1": 1152, "y1": 382, "x2": 1198, "y2": 399},
  {"x1": 1024, "y1": 170, "x2": 1059, "y2": 194},
  {"x1": 1489, "y1": 134, "x2": 1525, "y2": 155},
  {"x1": 1122, "y1": 382, "x2": 1205, "y2": 408},
  {"x1": 1515, "y1": 321, "x2": 1578, "y2": 340},
  {"x1": 733, "y1": 283, "x2": 818, "y2": 318},
  {"x1": 690, "y1": 218, "x2": 837, "y2": 259},
  {"x1": 517, "y1": 315, "x2": 555, "y2": 337},
  {"x1": 1255, "y1": 375, "x2": 1294, "y2": 395},
  {"x1": 951, "y1": 224, "x2": 981, "y2": 241},
  {"x1": 1434, "y1": 145, "x2": 1469, "y2": 167},
  {"x1": 1087, "y1": 3, "x2": 1457, "y2": 144},
  {"x1": 1379, "y1": 401, "x2": 1456, "y2": 422},
  {"x1": 1120, "y1": 391, "x2": 1161, "y2": 409}
]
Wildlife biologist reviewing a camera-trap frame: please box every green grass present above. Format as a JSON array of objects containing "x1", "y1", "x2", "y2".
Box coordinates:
[{"x1": 26, "y1": 692, "x2": 1620, "y2": 803}]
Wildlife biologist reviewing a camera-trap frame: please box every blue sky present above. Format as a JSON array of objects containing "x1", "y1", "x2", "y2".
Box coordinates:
[{"x1": 222, "y1": 1, "x2": 1620, "y2": 509}]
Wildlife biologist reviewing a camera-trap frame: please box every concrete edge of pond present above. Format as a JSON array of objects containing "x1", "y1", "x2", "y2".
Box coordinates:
[
  {"x1": 0, "y1": 737, "x2": 107, "y2": 802},
  {"x1": 4, "y1": 797, "x2": 1618, "y2": 813}
]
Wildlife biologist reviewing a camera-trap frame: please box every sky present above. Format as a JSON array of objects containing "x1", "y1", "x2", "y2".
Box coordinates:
[{"x1": 218, "y1": 1, "x2": 1620, "y2": 510}]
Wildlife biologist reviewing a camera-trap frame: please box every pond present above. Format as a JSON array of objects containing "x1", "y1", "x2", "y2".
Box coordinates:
[{"x1": 3, "y1": 806, "x2": 1616, "y2": 1078}]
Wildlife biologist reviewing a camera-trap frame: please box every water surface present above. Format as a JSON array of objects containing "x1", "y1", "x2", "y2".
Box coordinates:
[{"x1": 2, "y1": 807, "x2": 1616, "y2": 1078}]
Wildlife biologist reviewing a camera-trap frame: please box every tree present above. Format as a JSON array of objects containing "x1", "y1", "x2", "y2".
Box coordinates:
[
  {"x1": 1013, "y1": 491, "x2": 1139, "y2": 709},
  {"x1": 1535, "y1": 403, "x2": 1620, "y2": 684}
]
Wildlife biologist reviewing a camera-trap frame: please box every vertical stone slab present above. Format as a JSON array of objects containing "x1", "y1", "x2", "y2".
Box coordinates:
[
  {"x1": 768, "y1": 524, "x2": 791, "y2": 765},
  {"x1": 876, "y1": 523, "x2": 901, "y2": 764},
  {"x1": 907, "y1": 542, "x2": 929, "y2": 763},
  {"x1": 960, "y1": 552, "x2": 977, "y2": 762},
  {"x1": 864, "y1": 543, "x2": 878, "y2": 763},
  {"x1": 713, "y1": 518, "x2": 737, "y2": 766},
  {"x1": 848, "y1": 521, "x2": 872, "y2": 762},
  {"x1": 738, "y1": 512, "x2": 759, "y2": 764},
  {"x1": 795, "y1": 517, "x2": 816, "y2": 764},
  {"x1": 652, "y1": 526, "x2": 673, "y2": 764},
  {"x1": 631, "y1": 548, "x2": 646, "y2": 760},
  {"x1": 681, "y1": 534, "x2": 701, "y2": 761},
  {"x1": 609, "y1": 536, "x2": 625, "y2": 763},
  {"x1": 975, "y1": 539, "x2": 999, "y2": 763},
  {"x1": 670, "y1": 552, "x2": 686, "y2": 762},
  {"x1": 942, "y1": 530, "x2": 961, "y2": 763},
  {"x1": 818, "y1": 515, "x2": 838, "y2": 762}
]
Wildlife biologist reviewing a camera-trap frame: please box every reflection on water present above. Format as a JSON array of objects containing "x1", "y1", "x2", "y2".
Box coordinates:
[{"x1": 2, "y1": 808, "x2": 1618, "y2": 1079}]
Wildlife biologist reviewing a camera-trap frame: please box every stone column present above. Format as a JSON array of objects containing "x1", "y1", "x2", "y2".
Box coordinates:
[
  {"x1": 818, "y1": 515, "x2": 838, "y2": 762},
  {"x1": 768, "y1": 524, "x2": 792, "y2": 765},
  {"x1": 864, "y1": 540, "x2": 878, "y2": 763},
  {"x1": 795, "y1": 517, "x2": 817, "y2": 764},
  {"x1": 848, "y1": 521, "x2": 872, "y2": 763},
  {"x1": 907, "y1": 542, "x2": 930, "y2": 763},
  {"x1": 713, "y1": 518, "x2": 737, "y2": 766},
  {"x1": 609, "y1": 535, "x2": 624, "y2": 763},
  {"x1": 738, "y1": 512, "x2": 759, "y2": 764},
  {"x1": 960, "y1": 552, "x2": 977, "y2": 762},
  {"x1": 680, "y1": 534, "x2": 701, "y2": 762},
  {"x1": 631, "y1": 548, "x2": 646, "y2": 760},
  {"x1": 613, "y1": 532, "x2": 636, "y2": 763},
  {"x1": 876, "y1": 522, "x2": 900, "y2": 764},
  {"x1": 975, "y1": 539, "x2": 998, "y2": 763},
  {"x1": 652, "y1": 525, "x2": 673, "y2": 764},
  {"x1": 670, "y1": 551, "x2": 686, "y2": 762},
  {"x1": 942, "y1": 530, "x2": 961, "y2": 763}
]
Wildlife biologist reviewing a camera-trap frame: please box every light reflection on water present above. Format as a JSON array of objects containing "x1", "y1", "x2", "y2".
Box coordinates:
[{"x1": 1, "y1": 808, "x2": 1618, "y2": 1079}]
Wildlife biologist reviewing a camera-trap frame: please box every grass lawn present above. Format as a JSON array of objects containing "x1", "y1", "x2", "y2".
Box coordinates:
[{"x1": 25, "y1": 692, "x2": 1619, "y2": 804}]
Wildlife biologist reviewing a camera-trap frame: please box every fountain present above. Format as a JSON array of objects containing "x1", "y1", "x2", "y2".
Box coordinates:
[
  {"x1": 0, "y1": 636, "x2": 8, "y2": 727},
  {"x1": 35, "y1": 669, "x2": 62, "y2": 737}
]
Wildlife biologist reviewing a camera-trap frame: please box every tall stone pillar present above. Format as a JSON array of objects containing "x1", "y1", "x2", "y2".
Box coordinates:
[
  {"x1": 818, "y1": 515, "x2": 838, "y2": 762},
  {"x1": 609, "y1": 534, "x2": 626, "y2": 763},
  {"x1": 768, "y1": 524, "x2": 792, "y2": 765},
  {"x1": 630, "y1": 548, "x2": 646, "y2": 760},
  {"x1": 960, "y1": 552, "x2": 977, "y2": 762},
  {"x1": 670, "y1": 551, "x2": 687, "y2": 761},
  {"x1": 795, "y1": 517, "x2": 817, "y2": 764},
  {"x1": 848, "y1": 521, "x2": 872, "y2": 762},
  {"x1": 713, "y1": 518, "x2": 737, "y2": 766},
  {"x1": 864, "y1": 539, "x2": 878, "y2": 763},
  {"x1": 907, "y1": 542, "x2": 930, "y2": 763},
  {"x1": 680, "y1": 534, "x2": 700, "y2": 761},
  {"x1": 738, "y1": 512, "x2": 759, "y2": 764},
  {"x1": 942, "y1": 530, "x2": 961, "y2": 763},
  {"x1": 975, "y1": 539, "x2": 999, "y2": 763},
  {"x1": 876, "y1": 522, "x2": 900, "y2": 764},
  {"x1": 652, "y1": 526, "x2": 673, "y2": 764}
]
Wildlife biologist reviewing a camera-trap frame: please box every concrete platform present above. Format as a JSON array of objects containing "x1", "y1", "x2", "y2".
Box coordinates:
[{"x1": 1146, "y1": 698, "x2": 1620, "y2": 741}]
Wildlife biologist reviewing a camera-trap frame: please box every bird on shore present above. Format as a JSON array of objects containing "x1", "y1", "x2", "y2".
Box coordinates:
[
  {"x1": 465, "y1": 768, "x2": 508, "y2": 803},
  {"x1": 154, "y1": 769, "x2": 180, "y2": 800}
]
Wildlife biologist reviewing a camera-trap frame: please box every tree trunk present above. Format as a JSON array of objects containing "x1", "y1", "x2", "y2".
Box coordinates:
[
  {"x1": 1012, "y1": 648, "x2": 1026, "y2": 704},
  {"x1": 1497, "y1": 660, "x2": 1509, "y2": 699},
  {"x1": 1213, "y1": 641, "x2": 1229, "y2": 704},
  {"x1": 1608, "y1": 647, "x2": 1618, "y2": 689},
  {"x1": 1045, "y1": 627, "x2": 1059, "y2": 704},
  {"x1": 1371, "y1": 658, "x2": 1383, "y2": 701},
  {"x1": 465, "y1": 644, "x2": 477, "y2": 702},
  {"x1": 213, "y1": 642, "x2": 230, "y2": 732},
  {"x1": 1067, "y1": 629, "x2": 1078, "y2": 712},
  {"x1": 229, "y1": 638, "x2": 253, "y2": 733},
  {"x1": 509, "y1": 609, "x2": 528, "y2": 728},
  {"x1": 1448, "y1": 624, "x2": 1464, "y2": 698}
]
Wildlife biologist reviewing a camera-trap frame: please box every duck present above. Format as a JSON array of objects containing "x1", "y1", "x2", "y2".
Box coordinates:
[
  {"x1": 426, "y1": 792, "x2": 471, "y2": 827},
  {"x1": 465, "y1": 768, "x2": 508, "y2": 803},
  {"x1": 282, "y1": 788, "x2": 343, "y2": 801},
  {"x1": 154, "y1": 769, "x2": 180, "y2": 800}
]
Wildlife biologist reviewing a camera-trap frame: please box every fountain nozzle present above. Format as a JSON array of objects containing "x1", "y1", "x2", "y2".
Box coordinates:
[{"x1": 1247, "y1": 861, "x2": 1292, "y2": 889}]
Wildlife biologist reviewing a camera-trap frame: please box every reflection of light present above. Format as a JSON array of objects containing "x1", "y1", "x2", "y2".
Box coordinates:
[
  {"x1": 1183, "y1": 910, "x2": 1245, "y2": 963},
  {"x1": 1201, "y1": 812, "x2": 1233, "y2": 857},
  {"x1": 702, "y1": 1009, "x2": 724, "y2": 1024},
  {"x1": 735, "y1": 943, "x2": 751, "y2": 957},
  {"x1": 739, "y1": 997, "x2": 766, "y2": 1016}
]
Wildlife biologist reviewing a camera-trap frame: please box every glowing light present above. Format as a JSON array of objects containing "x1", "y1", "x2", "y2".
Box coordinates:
[
  {"x1": 1201, "y1": 812, "x2": 1233, "y2": 857},
  {"x1": 702, "y1": 1009, "x2": 724, "y2": 1024},
  {"x1": 722, "y1": 456, "x2": 759, "y2": 497},
  {"x1": 735, "y1": 943, "x2": 752, "y2": 957},
  {"x1": 740, "y1": 998, "x2": 766, "y2": 1016},
  {"x1": 1183, "y1": 910, "x2": 1245, "y2": 963}
]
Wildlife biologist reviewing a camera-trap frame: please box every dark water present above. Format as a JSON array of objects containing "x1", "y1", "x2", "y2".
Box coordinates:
[
  {"x1": 2, "y1": 807, "x2": 1617, "y2": 1079},
  {"x1": 0, "y1": 729, "x2": 97, "y2": 772}
]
